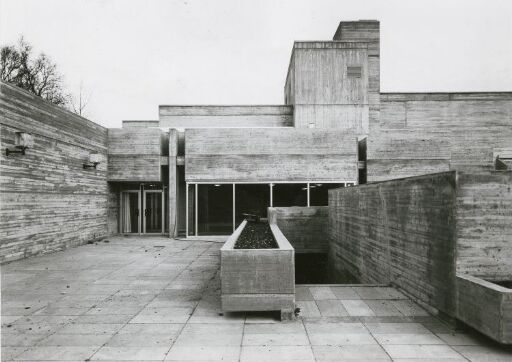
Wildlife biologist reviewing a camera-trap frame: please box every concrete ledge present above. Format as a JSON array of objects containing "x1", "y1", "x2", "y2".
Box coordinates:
[
  {"x1": 268, "y1": 206, "x2": 329, "y2": 253},
  {"x1": 220, "y1": 220, "x2": 295, "y2": 316},
  {"x1": 456, "y1": 274, "x2": 512, "y2": 344}
]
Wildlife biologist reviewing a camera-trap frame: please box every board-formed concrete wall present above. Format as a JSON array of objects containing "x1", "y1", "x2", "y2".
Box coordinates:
[
  {"x1": 456, "y1": 172, "x2": 512, "y2": 280},
  {"x1": 107, "y1": 128, "x2": 163, "y2": 182},
  {"x1": 285, "y1": 42, "x2": 369, "y2": 134},
  {"x1": 369, "y1": 93, "x2": 512, "y2": 182},
  {"x1": 185, "y1": 128, "x2": 358, "y2": 182},
  {"x1": 0, "y1": 82, "x2": 109, "y2": 262},
  {"x1": 268, "y1": 207, "x2": 329, "y2": 253},
  {"x1": 159, "y1": 105, "x2": 293, "y2": 128},
  {"x1": 328, "y1": 172, "x2": 458, "y2": 315},
  {"x1": 328, "y1": 170, "x2": 512, "y2": 317}
]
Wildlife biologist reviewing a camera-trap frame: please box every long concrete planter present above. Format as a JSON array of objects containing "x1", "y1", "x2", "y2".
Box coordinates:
[
  {"x1": 456, "y1": 274, "x2": 512, "y2": 344},
  {"x1": 220, "y1": 220, "x2": 295, "y2": 319}
]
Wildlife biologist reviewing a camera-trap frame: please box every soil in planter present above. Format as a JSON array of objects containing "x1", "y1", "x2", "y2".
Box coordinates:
[{"x1": 234, "y1": 221, "x2": 278, "y2": 249}]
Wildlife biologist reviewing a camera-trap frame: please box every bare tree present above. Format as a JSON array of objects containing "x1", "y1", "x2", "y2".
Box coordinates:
[
  {"x1": 1, "y1": 37, "x2": 68, "y2": 106},
  {"x1": 68, "y1": 81, "x2": 92, "y2": 117}
]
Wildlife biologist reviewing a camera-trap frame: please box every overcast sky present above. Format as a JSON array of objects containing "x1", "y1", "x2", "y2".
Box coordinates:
[{"x1": 1, "y1": 0, "x2": 511, "y2": 128}]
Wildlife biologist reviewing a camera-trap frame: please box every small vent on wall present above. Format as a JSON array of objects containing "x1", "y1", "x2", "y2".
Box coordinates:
[{"x1": 347, "y1": 66, "x2": 362, "y2": 78}]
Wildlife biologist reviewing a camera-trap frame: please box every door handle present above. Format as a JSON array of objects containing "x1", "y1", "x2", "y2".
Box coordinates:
[
  {"x1": 135, "y1": 209, "x2": 139, "y2": 217},
  {"x1": 145, "y1": 209, "x2": 150, "y2": 217}
]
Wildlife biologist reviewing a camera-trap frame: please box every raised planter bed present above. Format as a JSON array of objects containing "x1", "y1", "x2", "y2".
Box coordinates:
[
  {"x1": 220, "y1": 219, "x2": 295, "y2": 320},
  {"x1": 456, "y1": 274, "x2": 512, "y2": 344}
]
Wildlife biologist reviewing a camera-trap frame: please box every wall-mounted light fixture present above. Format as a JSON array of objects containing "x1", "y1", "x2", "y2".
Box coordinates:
[
  {"x1": 83, "y1": 153, "x2": 101, "y2": 169},
  {"x1": 5, "y1": 132, "x2": 34, "y2": 156}
]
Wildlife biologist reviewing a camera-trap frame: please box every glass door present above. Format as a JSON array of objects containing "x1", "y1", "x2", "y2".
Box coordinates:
[
  {"x1": 121, "y1": 191, "x2": 140, "y2": 234},
  {"x1": 143, "y1": 190, "x2": 164, "y2": 234}
]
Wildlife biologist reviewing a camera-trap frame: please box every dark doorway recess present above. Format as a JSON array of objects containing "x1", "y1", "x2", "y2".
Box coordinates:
[
  {"x1": 295, "y1": 253, "x2": 361, "y2": 284},
  {"x1": 295, "y1": 253, "x2": 329, "y2": 284}
]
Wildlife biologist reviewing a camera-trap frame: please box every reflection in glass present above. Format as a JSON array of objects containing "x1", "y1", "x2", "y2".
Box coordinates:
[
  {"x1": 272, "y1": 183, "x2": 307, "y2": 207},
  {"x1": 309, "y1": 183, "x2": 345, "y2": 206},
  {"x1": 198, "y1": 184, "x2": 233, "y2": 235},
  {"x1": 187, "y1": 184, "x2": 195, "y2": 236},
  {"x1": 144, "y1": 192, "x2": 162, "y2": 233},
  {"x1": 121, "y1": 192, "x2": 139, "y2": 233},
  {"x1": 235, "y1": 184, "x2": 270, "y2": 227}
]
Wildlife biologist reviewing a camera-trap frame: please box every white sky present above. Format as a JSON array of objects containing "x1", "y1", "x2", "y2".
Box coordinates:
[{"x1": 1, "y1": 0, "x2": 511, "y2": 128}]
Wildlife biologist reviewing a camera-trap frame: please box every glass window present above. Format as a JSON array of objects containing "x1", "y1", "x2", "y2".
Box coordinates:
[
  {"x1": 197, "y1": 184, "x2": 233, "y2": 235},
  {"x1": 187, "y1": 184, "x2": 195, "y2": 236},
  {"x1": 235, "y1": 184, "x2": 270, "y2": 227},
  {"x1": 272, "y1": 183, "x2": 307, "y2": 207},
  {"x1": 121, "y1": 192, "x2": 139, "y2": 233},
  {"x1": 309, "y1": 183, "x2": 345, "y2": 206}
]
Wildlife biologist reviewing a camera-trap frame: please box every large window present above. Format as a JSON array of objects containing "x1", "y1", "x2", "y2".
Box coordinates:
[
  {"x1": 309, "y1": 183, "x2": 345, "y2": 206},
  {"x1": 272, "y1": 183, "x2": 307, "y2": 207},
  {"x1": 186, "y1": 181, "x2": 353, "y2": 236},
  {"x1": 235, "y1": 184, "x2": 270, "y2": 227},
  {"x1": 187, "y1": 185, "x2": 195, "y2": 236},
  {"x1": 197, "y1": 184, "x2": 233, "y2": 235}
]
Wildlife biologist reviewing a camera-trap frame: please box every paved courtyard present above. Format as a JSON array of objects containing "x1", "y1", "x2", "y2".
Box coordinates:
[{"x1": 2, "y1": 236, "x2": 512, "y2": 361}]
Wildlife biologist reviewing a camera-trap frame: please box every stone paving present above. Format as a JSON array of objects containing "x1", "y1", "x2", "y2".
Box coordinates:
[{"x1": 2, "y1": 236, "x2": 512, "y2": 361}]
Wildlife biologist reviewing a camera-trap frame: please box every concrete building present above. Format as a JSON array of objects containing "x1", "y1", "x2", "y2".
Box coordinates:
[
  {"x1": 1, "y1": 19, "x2": 511, "y2": 257},
  {"x1": 1, "y1": 19, "x2": 511, "y2": 344}
]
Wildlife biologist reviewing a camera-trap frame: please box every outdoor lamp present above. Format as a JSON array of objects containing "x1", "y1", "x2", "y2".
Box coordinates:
[
  {"x1": 83, "y1": 153, "x2": 101, "y2": 169},
  {"x1": 5, "y1": 132, "x2": 34, "y2": 156}
]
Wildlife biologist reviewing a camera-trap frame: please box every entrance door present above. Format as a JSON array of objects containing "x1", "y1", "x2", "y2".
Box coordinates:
[
  {"x1": 121, "y1": 191, "x2": 140, "y2": 233},
  {"x1": 143, "y1": 190, "x2": 164, "y2": 234}
]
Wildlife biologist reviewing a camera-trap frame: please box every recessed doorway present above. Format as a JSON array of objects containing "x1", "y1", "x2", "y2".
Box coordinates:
[
  {"x1": 143, "y1": 190, "x2": 164, "y2": 234},
  {"x1": 121, "y1": 190, "x2": 140, "y2": 234},
  {"x1": 120, "y1": 188, "x2": 165, "y2": 235}
]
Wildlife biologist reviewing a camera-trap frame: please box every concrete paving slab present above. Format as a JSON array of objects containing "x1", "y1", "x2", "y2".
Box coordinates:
[
  {"x1": 309, "y1": 287, "x2": 337, "y2": 300},
  {"x1": 240, "y1": 345, "x2": 315, "y2": 361},
  {"x1": 295, "y1": 301, "x2": 320, "y2": 317},
  {"x1": 451, "y1": 344, "x2": 512, "y2": 361},
  {"x1": 91, "y1": 346, "x2": 169, "y2": 360},
  {"x1": 0, "y1": 236, "x2": 506, "y2": 361},
  {"x1": 365, "y1": 322, "x2": 432, "y2": 334},
  {"x1": 341, "y1": 300, "x2": 376, "y2": 316},
  {"x1": 316, "y1": 299, "x2": 349, "y2": 317},
  {"x1": 330, "y1": 286, "x2": 361, "y2": 300},
  {"x1": 14, "y1": 346, "x2": 97, "y2": 360},
  {"x1": 373, "y1": 333, "x2": 444, "y2": 345},
  {"x1": 312, "y1": 344, "x2": 391, "y2": 360},
  {"x1": 383, "y1": 344, "x2": 463, "y2": 359},
  {"x1": 165, "y1": 345, "x2": 241, "y2": 361}
]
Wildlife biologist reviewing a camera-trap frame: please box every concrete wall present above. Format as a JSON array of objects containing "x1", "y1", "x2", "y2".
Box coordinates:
[
  {"x1": 285, "y1": 42, "x2": 369, "y2": 134},
  {"x1": 283, "y1": 20, "x2": 380, "y2": 136},
  {"x1": 107, "y1": 128, "x2": 162, "y2": 182},
  {"x1": 333, "y1": 20, "x2": 380, "y2": 139},
  {"x1": 122, "y1": 120, "x2": 159, "y2": 128},
  {"x1": 159, "y1": 105, "x2": 293, "y2": 128},
  {"x1": 168, "y1": 129, "x2": 178, "y2": 237},
  {"x1": 268, "y1": 207, "x2": 329, "y2": 253},
  {"x1": 328, "y1": 172, "x2": 458, "y2": 315},
  {"x1": 185, "y1": 128, "x2": 358, "y2": 182},
  {"x1": 456, "y1": 274, "x2": 512, "y2": 344},
  {"x1": 456, "y1": 172, "x2": 512, "y2": 280},
  {"x1": 107, "y1": 183, "x2": 119, "y2": 234},
  {"x1": 368, "y1": 93, "x2": 512, "y2": 182},
  {"x1": 328, "y1": 170, "x2": 512, "y2": 318},
  {"x1": 0, "y1": 82, "x2": 109, "y2": 262}
]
